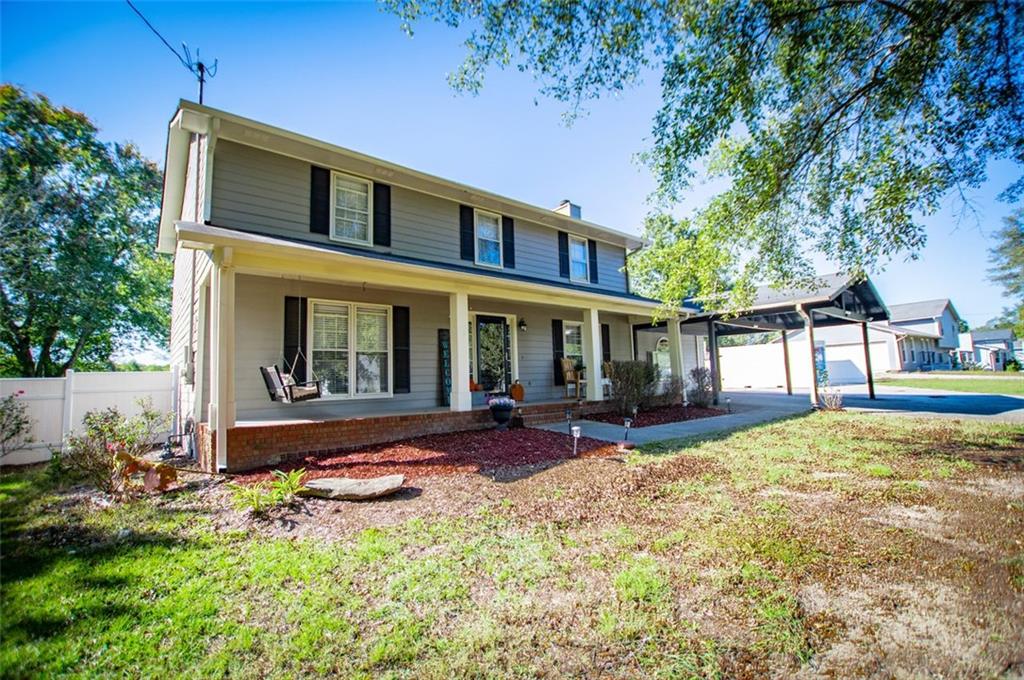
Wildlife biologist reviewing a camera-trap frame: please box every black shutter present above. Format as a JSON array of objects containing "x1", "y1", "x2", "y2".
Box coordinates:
[
  {"x1": 552, "y1": 319, "x2": 565, "y2": 385},
  {"x1": 310, "y1": 166, "x2": 330, "y2": 235},
  {"x1": 588, "y1": 240, "x2": 599, "y2": 284},
  {"x1": 558, "y1": 231, "x2": 570, "y2": 278},
  {"x1": 601, "y1": 323, "x2": 611, "y2": 364},
  {"x1": 392, "y1": 306, "x2": 410, "y2": 393},
  {"x1": 283, "y1": 296, "x2": 308, "y2": 379},
  {"x1": 373, "y1": 183, "x2": 391, "y2": 247},
  {"x1": 460, "y1": 205, "x2": 475, "y2": 261},
  {"x1": 502, "y1": 216, "x2": 515, "y2": 268}
]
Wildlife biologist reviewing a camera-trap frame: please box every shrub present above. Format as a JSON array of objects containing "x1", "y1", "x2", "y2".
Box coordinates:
[
  {"x1": 685, "y1": 367, "x2": 715, "y2": 408},
  {"x1": 1006, "y1": 358, "x2": 1021, "y2": 372},
  {"x1": 0, "y1": 391, "x2": 34, "y2": 460},
  {"x1": 62, "y1": 401, "x2": 169, "y2": 497},
  {"x1": 650, "y1": 375, "x2": 684, "y2": 408},
  {"x1": 816, "y1": 369, "x2": 844, "y2": 411},
  {"x1": 607, "y1": 360, "x2": 658, "y2": 416}
]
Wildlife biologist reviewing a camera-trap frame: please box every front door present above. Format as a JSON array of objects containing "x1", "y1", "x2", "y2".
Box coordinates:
[{"x1": 475, "y1": 315, "x2": 512, "y2": 393}]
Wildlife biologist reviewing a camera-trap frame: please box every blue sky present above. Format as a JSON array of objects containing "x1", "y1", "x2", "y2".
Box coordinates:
[{"x1": 2, "y1": 0, "x2": 1018, "y2": 328}]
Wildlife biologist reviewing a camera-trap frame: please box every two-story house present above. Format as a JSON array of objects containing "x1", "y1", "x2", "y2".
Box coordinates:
[
  {"x1": 886, "y1": 299, "x2": 963, "y2": 370},
  {"x1": 158, "y1": 101, "x2": 694, "y2": 471}
]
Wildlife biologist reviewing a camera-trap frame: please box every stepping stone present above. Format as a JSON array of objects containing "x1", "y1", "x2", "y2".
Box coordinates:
[{"x1": 298, "y1": 475, "x2": 405, "y2": 501}]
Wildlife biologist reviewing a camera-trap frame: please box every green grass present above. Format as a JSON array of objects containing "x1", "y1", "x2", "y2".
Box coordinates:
[
  {"x1": 876, "y1": 377, "x2": 1024, "y2": 394},
  {"x1": 2, "y1": 412, "x2": 1022, "y2": 677}
]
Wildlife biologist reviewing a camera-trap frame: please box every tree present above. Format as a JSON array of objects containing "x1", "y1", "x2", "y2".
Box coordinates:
[
  {"x1": 987, "y1": 208, "x2": 1024, "y2": 335},
  {"x1": 385, "y1": 0, "x2": 1023, "y2": 311},
  {"x1": 0, "y1": 85, "x2": 170, "y2": 377}
]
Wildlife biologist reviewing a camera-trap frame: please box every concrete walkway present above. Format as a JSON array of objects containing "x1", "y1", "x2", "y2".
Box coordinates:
[
  {"x1": 534, "y1": 391, "x2": 810, "y2": 444},
  {"x1": 534, "y1": 384, "x2": 1024, "y2": 445}
]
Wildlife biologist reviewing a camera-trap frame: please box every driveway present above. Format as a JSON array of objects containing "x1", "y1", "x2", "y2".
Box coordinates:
[{"x1": 534, "y1": 385, "x2": 1024, "y2": 445}]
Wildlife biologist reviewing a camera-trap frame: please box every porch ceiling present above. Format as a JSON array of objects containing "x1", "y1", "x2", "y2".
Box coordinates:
[{"x1": 176, "y1": 221, "x2": 674, "y2": 317}]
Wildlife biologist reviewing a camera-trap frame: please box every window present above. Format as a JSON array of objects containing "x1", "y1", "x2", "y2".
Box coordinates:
[
  {"x1": 563, "y1": 321, "x2": 583, "y2": 366},
  {"x1": 330, "y1": 171, "x2": 372, "y2": 245},
  {"x1": 569, "y1": 235, "x2": 589, "y2": 282},
  {"x1": 309, "y1": 300, "x2": 390, "y2": 398},
  {"x1": 474, "y1": 210, "x2": 502, "y2": 267}
]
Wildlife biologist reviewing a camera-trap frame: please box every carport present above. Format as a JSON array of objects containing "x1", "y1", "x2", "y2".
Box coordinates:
[{"x1": 680, "y1": 273, "x2": 889, "y2": 406}]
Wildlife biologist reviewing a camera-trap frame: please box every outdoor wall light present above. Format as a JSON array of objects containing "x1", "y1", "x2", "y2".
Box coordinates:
[{"x1": 517, "y1": 318, "x2": 528, "y2": 333}]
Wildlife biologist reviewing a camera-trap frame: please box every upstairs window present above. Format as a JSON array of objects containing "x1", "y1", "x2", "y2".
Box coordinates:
[
  {"x1": 474, "y1": 210, "x2": 502, "y2": 267},
  {"x1": 330, "y1": 172, "x2": 372, "y2": 245},
  {"x1": 569, "y1": 235, "x2": 589, "y2": 282}
]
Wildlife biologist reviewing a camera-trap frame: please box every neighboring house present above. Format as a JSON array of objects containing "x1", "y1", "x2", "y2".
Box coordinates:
[
  {"x1": 886, "y1": 299, "x2": 963, "y2": 370},
  {"x1": 1014, "y1": 340, "x2": 1024, "y2": 363},
  {"x1": 158, "y1": 101, "x2": 697, "y2": 471},
  {"x1": 958, "y1": 329, "x2": 1017, "y2": 370}
]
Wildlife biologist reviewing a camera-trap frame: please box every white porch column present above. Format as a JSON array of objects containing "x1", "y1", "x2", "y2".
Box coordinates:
[
  {"x1": 449, "y1": 292, "x2": 472, "y2": 411},
  {"x1": 209, "y1": 247, "x2": 235, "y2": 470},
  {"x1": 582, "y1": 308, "x2": 603, "y2": 401},
  {"x1": 667, "y1": 317, "x2": 685, "y2": 387}
]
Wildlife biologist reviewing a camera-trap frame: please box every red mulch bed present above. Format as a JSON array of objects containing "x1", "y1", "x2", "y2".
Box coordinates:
[
  {"x1": 585, "y1": 404, "x2": 726, "y2": 428},
  {"x1": 233, "y1": 428, "x2": 619, "y2": 484}
]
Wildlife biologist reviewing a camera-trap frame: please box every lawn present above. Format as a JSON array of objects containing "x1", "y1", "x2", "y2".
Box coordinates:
[
  {"x1": 877, "y1": 376, "x2": 1024, "y2": 395},
  {"x1": 2, "y1": 412, "x2": 1023, "y2": 678}
]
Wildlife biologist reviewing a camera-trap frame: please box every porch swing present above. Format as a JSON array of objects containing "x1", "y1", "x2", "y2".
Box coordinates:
[{"x1": 259, "y1": 311, "x2": 324, "y2": 403}]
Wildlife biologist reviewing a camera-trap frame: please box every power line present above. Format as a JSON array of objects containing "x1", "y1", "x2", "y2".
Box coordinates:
[{"x1": 124, "y1": 0, "x2": 218, "y2": 103}]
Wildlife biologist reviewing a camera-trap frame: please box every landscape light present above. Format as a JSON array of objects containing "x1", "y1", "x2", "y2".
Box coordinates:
[
  {"x1": 623, "y1": 417, "x2": 633, "y2": 441},
  {"x1": 726, "y1": 397, "x2": 732, "y2": 413},
  {"x1": 571, "y1": 425, "x2": 581, "y2": 456}
]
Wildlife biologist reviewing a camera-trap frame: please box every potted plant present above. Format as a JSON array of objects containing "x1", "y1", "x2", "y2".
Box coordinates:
[{"x1": 487, "y1": 395, "x2": 516, "y2": 430}]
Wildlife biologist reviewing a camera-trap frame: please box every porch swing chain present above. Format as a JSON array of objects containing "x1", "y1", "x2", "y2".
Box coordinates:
[{"x1": 283, "y1": 310, "x2": 321, "y2": 384}]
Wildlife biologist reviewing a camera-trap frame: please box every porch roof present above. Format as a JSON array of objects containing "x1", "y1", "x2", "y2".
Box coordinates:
[{"x1": 176, "y1": 221, "x2": 678, "y2": 317}]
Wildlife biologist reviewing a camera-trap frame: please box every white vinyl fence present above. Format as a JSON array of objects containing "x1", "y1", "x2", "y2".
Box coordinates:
[{"x1": 0, "y1": 370, "x2": 175, "y2": 466}]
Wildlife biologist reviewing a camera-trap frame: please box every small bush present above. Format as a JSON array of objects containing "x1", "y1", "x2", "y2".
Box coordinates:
[
  {"x1": 1006, "y1": 359, "x2": 1021, "y2": 372},
  {"x1": 650, "y1": 375, "x2": 684, "y2": 408},
  {"x1": 685, "y1": 367, "x2": 715, "y2": 408},
  {"x1": 608, "y1": 360, "x2": 658, "y2": 416},
  {"x1": 0, "y1": 391, "x2": 34, "y2": 460},
  {"x1": 62, "y1": 401, "x2": 169, "y2": 497},
  {"x1": 228, "y1": 468, "x2": 306, "y2": 516}
]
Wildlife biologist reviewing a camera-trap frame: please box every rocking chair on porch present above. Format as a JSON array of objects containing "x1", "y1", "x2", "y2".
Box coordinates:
[{"x1": 260, "y1": 365, "x2": 322, "y2": 404}]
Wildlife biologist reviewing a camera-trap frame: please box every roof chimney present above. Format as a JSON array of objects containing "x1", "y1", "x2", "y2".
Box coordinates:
[{"x1": 553, "y1": 199, "x2": 581, "y2": 220}]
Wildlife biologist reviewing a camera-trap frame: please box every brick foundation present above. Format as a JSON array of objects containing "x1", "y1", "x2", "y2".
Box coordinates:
[{"x1": 196, "y1": 401, "x2": 611, "y2": 472}]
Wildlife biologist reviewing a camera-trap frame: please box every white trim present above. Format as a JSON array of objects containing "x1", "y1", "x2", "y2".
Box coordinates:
[
  {"x1": 328, "y1": 170, "x2": 374, "y2": 247},
  {"x1": 562, "y1": 320, "x2": 584, "y2": 363},
  {"x1": 306, "y1": 297, "x2": 393, "y2": 400},
  {"x1": 568, "y1": 234, "x2": 590, "y2": 283},
  {"x1": 473, "y1": 208, "x2": 504, "y2": 269},
  {"x1": 468, "y1": 311, "x2": 519, "y2": 389}
]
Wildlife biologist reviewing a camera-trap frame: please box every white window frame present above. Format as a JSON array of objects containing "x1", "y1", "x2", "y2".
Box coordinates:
[
  {"x1": 468, "y1": 312, "x2": 519, "y2": 389},
  {"x1": 562, "y1": 320, "x2": 584, "y2": 366},
  {"x1": 329, "y1": 170, "x2": 374, "y2": 247},
  {"x1": 568, "y1": 234, "x2": 590, "y2": 282},
  {"x1": 473, "y1": 208, "x2": 504, "y2": 269},
  {"x1": 307, "y1": 298, "x2": 392, "y2": 400}
]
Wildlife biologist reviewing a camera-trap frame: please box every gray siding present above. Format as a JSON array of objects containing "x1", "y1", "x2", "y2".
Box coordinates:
[
  {"x1": 232, "y1": 274, "x2": 635, "y2": 419},
  {"x1": 211, "y1": 140, "x2": 630, "y2": 294}
]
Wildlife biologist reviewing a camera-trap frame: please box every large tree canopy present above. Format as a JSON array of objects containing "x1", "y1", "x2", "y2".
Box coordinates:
[
  {"x1": 986, "y1": 208, "x2": 1024, "y2": 336},
  {"x1": 385, "y1": 0, "x2": 1023, "y2": 311},
  {"x1": 0, "y1": 85, "x2": 170, "y2": 377}
]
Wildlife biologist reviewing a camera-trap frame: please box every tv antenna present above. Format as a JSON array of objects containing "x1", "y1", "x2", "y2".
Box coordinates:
[{"x1": 125, "y1": 0, "x2": 218, "y2": 104}]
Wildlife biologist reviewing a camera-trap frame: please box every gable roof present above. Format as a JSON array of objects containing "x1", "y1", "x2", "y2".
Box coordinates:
[
  {"x1": 158, "y1": 101, "x2": 646, "y2": 254},
  {"x1": 971, "y1": 328, "x2": 1015, "y2": 342},
  {"x1": 887, "y1": 299, "x2": 956, "y2": 323}
]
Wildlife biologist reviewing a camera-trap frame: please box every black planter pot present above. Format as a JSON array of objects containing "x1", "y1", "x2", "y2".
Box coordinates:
[{"x1": 490, "y1": 405, "x2": 514, "y2": 430}]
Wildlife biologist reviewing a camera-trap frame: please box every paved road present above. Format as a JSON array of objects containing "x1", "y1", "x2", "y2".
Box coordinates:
[{"x1": 534, "y1": 385, "x2": 1024, "y2": 445}]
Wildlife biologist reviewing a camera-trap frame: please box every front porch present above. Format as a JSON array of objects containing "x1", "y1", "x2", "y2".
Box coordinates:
[
  {"x1": 180, "y1": 224, "x2": 692, "y2": 471},
  {"x1": 197, "y1": 399, "x2": 613, "y2": 472}
]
